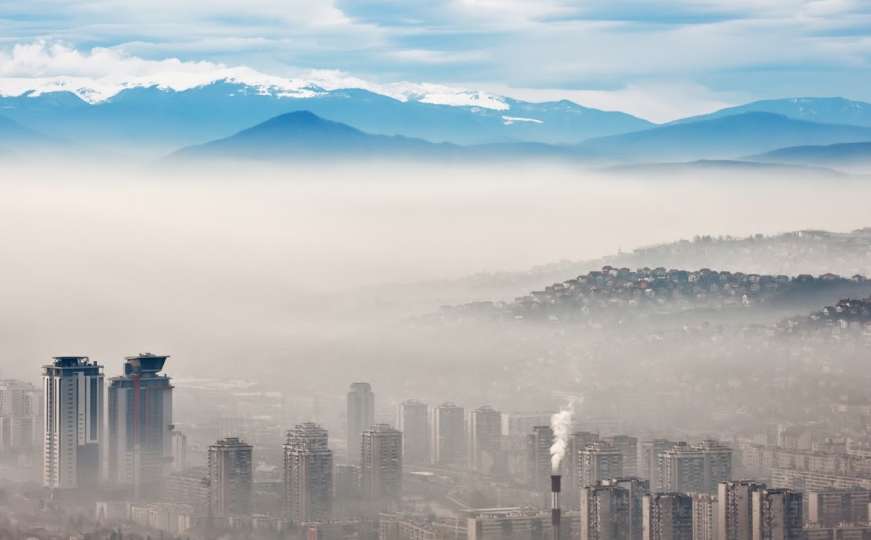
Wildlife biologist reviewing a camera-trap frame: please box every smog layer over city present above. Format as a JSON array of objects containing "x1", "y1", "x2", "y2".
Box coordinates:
[{"x1": 2, "y1": 4, "x2": 871, "y2": 540}]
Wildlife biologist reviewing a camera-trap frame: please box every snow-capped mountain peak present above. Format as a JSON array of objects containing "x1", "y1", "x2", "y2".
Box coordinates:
[{"x1": 0, "y1": 64, "x2": 509, "y2": 111}]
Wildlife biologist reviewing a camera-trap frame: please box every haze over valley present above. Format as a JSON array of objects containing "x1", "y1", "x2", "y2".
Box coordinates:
[{"x1": 4, "y1": 5, "x2": 871, "y2": 540}]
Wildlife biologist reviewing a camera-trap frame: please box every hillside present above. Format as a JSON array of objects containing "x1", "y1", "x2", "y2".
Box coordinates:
[
  {"x1": 436, "y1": 267, "x2": 871, "y2": 325},
  {"x1": 750, "y1": 142, "x2": 871, "y2": 169},
  {"x1": 0, "y1": 114, "x2": 49, "y2": 145},
  {"x1": 780, "y1": 296, "x2": 871, "y2": 335},
  {"x1": 352, "y1": 229, "x2": 871, "y2": 319},
  {"x1": 170, "y1": 111, "x2": 457, "y2": 161},
  {"x1": 581, "y1": 112, "x2": 871, "y2": 162},
  {"x1": 169, "y1": 111, "x2": 600, "y2": 163},
  {"x1": 674, "y1": 97, "x2": 871, "y2": 127}
]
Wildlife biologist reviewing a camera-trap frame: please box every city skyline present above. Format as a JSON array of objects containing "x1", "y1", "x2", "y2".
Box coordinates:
[
  {"x1": 4, "y1": 350, "x2": 871, "y2": 540},
  {"x1": 2, "y1": 1, "x2": 871, "y2": 538}
]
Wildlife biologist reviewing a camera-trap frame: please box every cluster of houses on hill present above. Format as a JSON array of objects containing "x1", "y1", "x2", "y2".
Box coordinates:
[
  {"x1": 438, "y1": 266, "x2": 871, "y2": 323},
  {"x1": 780, "y1": 296, "x2": 871, "y2": 335}
]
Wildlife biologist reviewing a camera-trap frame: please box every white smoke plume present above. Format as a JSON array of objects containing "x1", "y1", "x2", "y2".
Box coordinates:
[{"x1": 550, "y1": 397, "x2": 579, "y2": 472}]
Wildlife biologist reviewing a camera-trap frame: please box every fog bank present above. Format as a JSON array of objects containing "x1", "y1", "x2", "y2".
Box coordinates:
[{"x1": 1, "y1": 162, "x2": 868, "y2": 385}]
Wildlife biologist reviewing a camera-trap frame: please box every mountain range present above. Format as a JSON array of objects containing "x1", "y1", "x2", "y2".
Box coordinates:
[
  {"x1": 170, "y1": 110, "x2": 606, "y2": 163},
  {"x1": 673, "y1": 97, "x2": 871, "y2": 127},
  {"x1": 0, "y1": 114, "x2": 52, "y2": 150},
  {"x1": 751, "y1": 141, "x2": 871, "y2": 169},
  {"x1": 0, "y1": 81, "x2": 652, "y2": 156},
  {"x1": 351, "y1": 228, "x2": 871, "y2": 318},
  {"x1": 171, "y1": 111, "x2": 462, "y2": 161},
  {"x1": 582, "y1": 112, "x2": 871, "y2": 162},
  {"x1": 4, "y1": 78, "x2": 871, "y2": 168},
  {"x1": 170, "y1": 109, "x2": 871, "y2": 169}
]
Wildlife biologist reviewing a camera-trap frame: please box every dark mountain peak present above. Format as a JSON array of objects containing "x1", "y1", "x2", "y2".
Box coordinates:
[
  {"x1": 170, "y1": 110, "x2": 439, "y2": 161},
  {"x1": 262, "y1": 110, "x2": 336, "y2": 127},
  {"x1": 234, "y1": 110, "x2": 365, "y2": 139},
  {"x1": 168, "y1": 110, "x2": 599, "y2": 163}
]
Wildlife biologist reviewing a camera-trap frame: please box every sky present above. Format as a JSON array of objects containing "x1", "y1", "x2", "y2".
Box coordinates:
[{"x1": 1, "y1": 0, "x2": 871, "y2": 121}]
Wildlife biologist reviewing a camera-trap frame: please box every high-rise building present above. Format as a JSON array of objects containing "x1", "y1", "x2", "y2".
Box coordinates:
[
  {"x1": 347, "y1": 383, "x2": 374, "y2": 463},
  {"x1": 467, "y1": 508, "x2": 581, "y2": 540},
  {"x1": 333, "y1": 463, "x2": 360, "y2": 519},
  {"x1": 503, "y1": 412, "x2": 553, "y2": 438},
  {"x1": 283, "y1": 422, "x2": 333, "y2": 523},
  {"x1": 639, "y1": 440, "x2": 676, "y2": 492},
  {"x1": 750, "y1": 489, "x2": 802, "y2": 540},
  {"x1": 700, "y1": 441, "x2": 733, "y2": 492},
  {"x1": 580, "y1": 483, "x2": 631, "y2": 540},
  {"x1": 361, "y1": 424, "x2": 402, "y2": 512},
  {"x1": 208, "y1": 437, "x2": 253, "y2": 517},
  {"x1": 42, "y1": 356, "x2": 104, "y2": 490},
  {"x1": 568, "y1": 432, "x2": 601, "y2": 500},
  {"x1": 469, "y1": 406, "x2": 502, "y2": 474},
  {"x1": 574, "y1": 432, "x2": 601, "y2": 450},
  {"x1": 605, "y1": 436, "x2": 638, "y2": 478},
  {"x1": 579, "y1": 443, "x2": 624, "y2": 488},
  {"x1": 661, "y1": 441, "x2": 732, "y2": 495},
  {"x1": 0, "y1": 379, "x2": 42, "y2": 456},
  {"x1": 397, "y1": 400, "x2": 429, "y2": 465},
  {"x1": 334, "y1": 463, "x2": 360, "y2": 508},
  {"x1": 642, "y1": 493, "x2": 693, "y2": 540},
  {"x1": 171, "y1": 430, "x2": 188, "y2": 472},
  {"x1": 165, "y1": 466, "x2": 210, "y2": 511},
  {"x1": 527, "y1": 425, "x2": 554, "y2": 492},
  {"x1": 691, "y1": 493, "x2": 718, "y2": 540},
  {"x1": 433, "y1": 403, "x2": 465, "y2": 467},
  {"x1": 106, "y1": 353, "x2": 173, "y2": 498},
  {"x1": 807, "y1": 489, "x2": 871, "y2": 527},
  {"x1": 608, "y1": 478, "x2": 650, "y2": 540},
  {"x1": 718, "y1": 481, "x2": 766, "y2": 540},
  {"x1": 334, "y1": 464, "x2": 359, "y2": 498}
]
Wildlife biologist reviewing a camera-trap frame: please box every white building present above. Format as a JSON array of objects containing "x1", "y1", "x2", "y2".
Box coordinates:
[{"x1": 43, "y1": 356, "x2": 104, "y2": 489}]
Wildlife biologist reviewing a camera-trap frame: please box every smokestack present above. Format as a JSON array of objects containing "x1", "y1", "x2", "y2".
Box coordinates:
[{"x1": 551, "y1": 474, "x2": 561, "y2": 540}]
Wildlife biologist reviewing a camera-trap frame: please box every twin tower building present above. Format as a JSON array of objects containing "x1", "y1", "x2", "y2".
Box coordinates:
[{"x1": 42, "y1": 354, "x2": 173, "y2": 495}]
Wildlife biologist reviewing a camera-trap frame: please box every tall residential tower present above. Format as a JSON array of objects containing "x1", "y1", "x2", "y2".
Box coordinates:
[
  {"x1": 208, "y1": 437, "x2": 253, "y2": 516},
  {"x1": 432, "y1": 403, "x2": 466, "y2": 467},
  {"x1": 397, "y1": 400, "x2": 429, "y2": 465},
  {"x1": 106, "y1": 353, "x2": 173, "y2": 498},
  {"x1": 347, "y1": 383, "x2": 374, "y2": 463},
  {"x1": 469, "y1": 405, "x2": 502, "y2": 474},
  {"x1": 361, "y1": 424, "x2": 402, "y2": 512},
  {"x1": 43, "y1": 356, "x2": 104, "y2": 490},
  {"x1": 283, "y1": 422, "x2": 333, "y2": 523}
]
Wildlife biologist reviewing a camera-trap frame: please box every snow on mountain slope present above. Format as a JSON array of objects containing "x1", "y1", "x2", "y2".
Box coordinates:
[{"x1": 0, "y1": 65, "x2": 509, "y2": 110}]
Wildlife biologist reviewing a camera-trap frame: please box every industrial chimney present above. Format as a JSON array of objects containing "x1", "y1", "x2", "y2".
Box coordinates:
[{"x1": 551, "y1": 474, "x2": 561, "y2": 540}]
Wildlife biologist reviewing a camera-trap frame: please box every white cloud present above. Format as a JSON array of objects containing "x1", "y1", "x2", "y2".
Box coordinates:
[
  {"x1": 22, "y1": 0, "x2": 353, "y2": 27},
  {"x1": 0, "y1": 41, "x2": 319, "y2": 102},
  {"x1": 0, "y1": 40, "x2": 736, "y2": 120},
  {"x1": 387, "y1": 48, "x2": 489, "y2": 64},
  {"x1": 2, "y1": 0, "x2": 870, "y2": 111}
]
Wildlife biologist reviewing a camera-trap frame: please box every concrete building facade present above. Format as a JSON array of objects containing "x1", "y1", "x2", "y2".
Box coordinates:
[
  {"x1": 347, "y1": 383, "x2": 374, "y2": 463},
  {"x1": 208, "y1": 437, "x2": 253, "y2": 516},
  {"x1": 42, "y1": 356, "x2": 104, "y2": 490},
  {"x1": 284, "y1": 422, "x2": 333, "y2": 523},
  {"x1": 106, "y1": 353, "x2": 173, "y2": 498}
]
